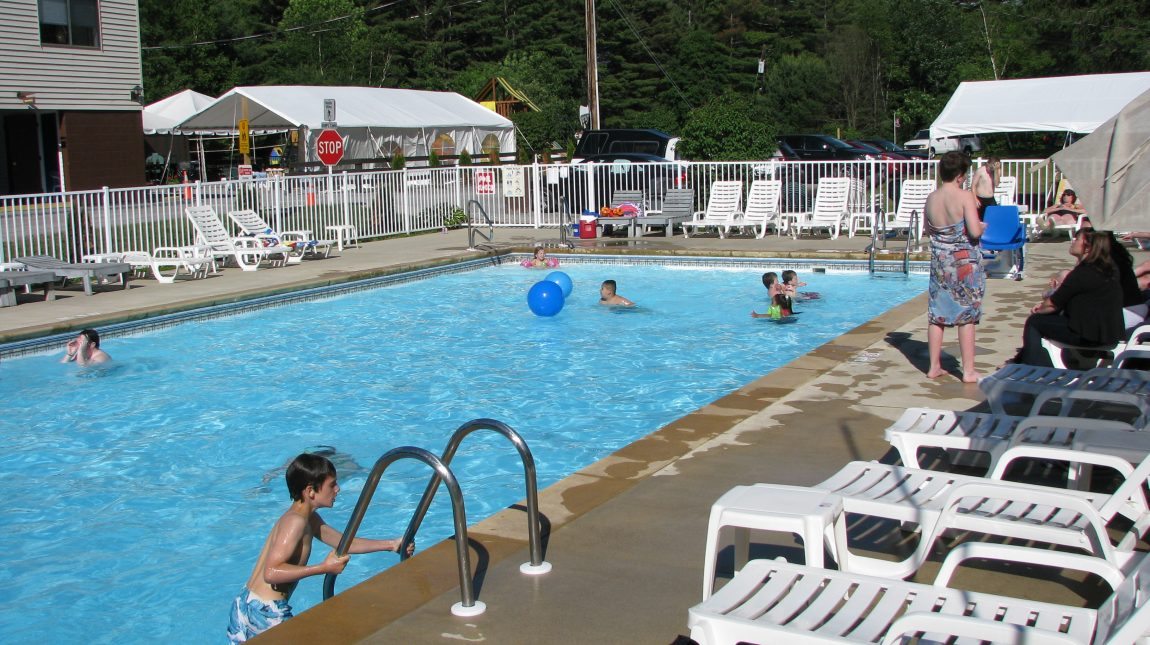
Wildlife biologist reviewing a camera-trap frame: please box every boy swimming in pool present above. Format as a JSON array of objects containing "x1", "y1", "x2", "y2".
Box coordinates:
[
  {"x1": 599, "y1": 279, "x2": 634, "y2": 306},
  {"x1": 227, "y1": 453, "x2": 413, "y2": 642}
]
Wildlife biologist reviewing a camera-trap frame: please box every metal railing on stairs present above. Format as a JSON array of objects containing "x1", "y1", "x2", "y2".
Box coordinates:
[
  {"x1": 321, "y1": 419, "x2": 551, "y2": 617},
  {"x1": 869, "y1": 209, "x2": 918, "y2": 276},
  {"x1": 466, "y1": 199, "x2": 496, "y2": 251}
]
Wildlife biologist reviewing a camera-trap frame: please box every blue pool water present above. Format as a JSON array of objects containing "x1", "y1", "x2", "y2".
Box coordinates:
[{"x1": 0, "y1": 260, "x2": 925, "y2": 642}]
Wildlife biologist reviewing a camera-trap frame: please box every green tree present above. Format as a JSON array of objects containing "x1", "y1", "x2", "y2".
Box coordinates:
[
  {"x1": 679, "y1": 93, "x2": 777, "y2": 161},
  {"x1": 762, "y1": 54, "x2": 836, "y2": 133}
]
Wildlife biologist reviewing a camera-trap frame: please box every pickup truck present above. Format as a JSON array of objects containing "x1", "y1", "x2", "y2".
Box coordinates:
[{"x1": 902, "y1": 129, "x2": 982, "y2": 156}]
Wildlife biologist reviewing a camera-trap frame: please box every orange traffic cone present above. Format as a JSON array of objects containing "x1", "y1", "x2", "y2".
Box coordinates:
[
  {"x1": 305, "y1": 185, "x2": 316, "y2": 207},
  {"x1": 182, "y1": 170, "x2": 192, "y2": 200}
]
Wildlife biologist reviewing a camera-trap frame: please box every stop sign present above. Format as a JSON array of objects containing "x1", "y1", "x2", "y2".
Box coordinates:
[{"x1": 315, "y1": 129, "x2": 345, "y2": 166}]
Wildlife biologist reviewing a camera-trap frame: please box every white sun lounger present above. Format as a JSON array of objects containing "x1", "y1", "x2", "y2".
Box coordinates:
[
  {"x1": 225, "y1": 209, "x2": 334, "y2": 262},
  {"x1": 185, "y1": 206, "x2": 291, "y2": 272},
  {"x1": 807, "y1": 452, "x2": 1150, "y2": 579},
  {"x1": 735, "y1": 179, "x2": 782, "y2": 238},
  {"x1": 689, "y1": 542, "x2": 1145, "y2": 645},
  {"x1": 791, "y1": 177, "x2": 851, "y2": 240},
  {"x1": 884, "y1": 406, "x2": 1145, "y2": 473},
  {"x1": 980, "y1": 351, "x2": 1150, "y2": 416},
  {"x1": 15, "y1": 255, "x2": 131, "y2": 295},
  {"x1": 681, "y1": 180, "x2": 743, "y2": 239},
  {"x1": 121, "y1": 247, "x2": 215, "y2": 284}
]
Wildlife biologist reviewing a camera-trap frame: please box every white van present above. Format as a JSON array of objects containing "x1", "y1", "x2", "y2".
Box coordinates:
[{"x1": 902, "y1": 129, "x2": 982, "y2": 156}]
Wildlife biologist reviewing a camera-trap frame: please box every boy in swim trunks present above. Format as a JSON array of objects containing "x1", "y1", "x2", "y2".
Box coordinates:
[
  {"x1": 599, "y1": 279, "x2": 634, "y2": 306},
  {"x1": 227, "y1": 453, "x2": 413, "y2": 642}
]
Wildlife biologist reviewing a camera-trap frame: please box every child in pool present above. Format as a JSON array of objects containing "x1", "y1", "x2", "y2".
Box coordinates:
[
  {"x1": 782, "y1": 270, "x2": 819, "y2": 300},
  {"x1": 752, "y1": 273, "x2": 794, "y2": 318},
  {"x1": 227, "y1": 453, "x2": 413, "y2": 642},
  {"x1": 599, "y1": 279, "x2": 634, "y2": 306},
  {"x1": 522, "y1": 247, "x2": 559, "y2": 268}
]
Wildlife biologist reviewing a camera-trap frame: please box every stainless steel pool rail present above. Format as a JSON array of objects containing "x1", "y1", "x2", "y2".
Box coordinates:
[
  {"x1": 869, "y1": 209, "x2": 917, "y2": 276},
  {"x1": 398, "y1": 418, "x2": 551, "y2": 576},
  {"x1": 466, "y1": 199, "x2": 496, "y2": 250},
  {"x1": 322, "y1": 446, "x2": 487, "y2": 616}
]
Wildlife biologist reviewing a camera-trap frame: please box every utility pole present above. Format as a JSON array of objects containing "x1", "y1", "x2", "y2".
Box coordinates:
[{"x1": 584, "y1": 0, "x2": 600, "y2": 129}]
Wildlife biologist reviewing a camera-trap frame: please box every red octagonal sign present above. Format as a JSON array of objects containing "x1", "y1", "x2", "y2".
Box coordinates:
[{"x1": 315, "y1": 129, "x2": 345, "y2": 166}]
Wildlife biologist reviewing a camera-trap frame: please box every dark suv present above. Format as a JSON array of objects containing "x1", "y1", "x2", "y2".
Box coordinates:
[{"x1": 777, "y1": 135, "x2": 873, "y2": 161}]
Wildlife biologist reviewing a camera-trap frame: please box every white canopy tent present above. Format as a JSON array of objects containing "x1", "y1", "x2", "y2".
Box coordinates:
[
  {"x1": 177, "y1": 86, "x2": 516, "y2": 166},
  {"x1": 143, "y1": 89, "x2": 216, "y2": 135},
  {"x1": 930, "y1": 72, "x2": 1150, "y2": 140}
]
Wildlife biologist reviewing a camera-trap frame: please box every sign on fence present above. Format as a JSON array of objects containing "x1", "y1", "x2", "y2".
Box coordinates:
[
  {"x1": 476, "y1": 169, "x2": 496, "y2": 195},
  {"x1": 315, "y1": 129, "x2": 345, "y2": 166},
  {"x1": 502, "y1": 167, "x2": 525, "y2": 197}
]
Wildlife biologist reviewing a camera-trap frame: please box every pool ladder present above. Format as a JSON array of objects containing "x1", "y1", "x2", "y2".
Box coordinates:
[
  {"x1": 466, "y1": 199, "x2": 497, "y2": 251},
  {"x1": 868, "y1": 207, "x2": 917, "y2": 276},
  {"x1": 321, "y1": 418, "x2": 551, "y2": 616}
]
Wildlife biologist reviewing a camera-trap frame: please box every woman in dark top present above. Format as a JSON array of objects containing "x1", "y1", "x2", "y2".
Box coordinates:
[{"x1": 1010, "y1": 228, "x2": 1125, "y2": 367}]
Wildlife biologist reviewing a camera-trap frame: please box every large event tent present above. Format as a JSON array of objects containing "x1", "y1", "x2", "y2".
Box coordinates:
[
  {"x1": 177, "y1": 86, "x2": 515, "y2": 166},
  {"x1": 930, "y1": 72, "x2": 1150, "y2": 140},
  {"x1": 143, "y1": 89, "x2": 216, "y2": 135}
]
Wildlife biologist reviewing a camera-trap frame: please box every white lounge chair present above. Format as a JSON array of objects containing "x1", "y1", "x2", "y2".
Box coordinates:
[
  {"x1": 791, "y1": 177, "x2": 850, "y2": 239},
  {"x1": 806, "y1": 451, "x2": 1150, "y2": 579},
  {"x1": 121, "y1": 246, "x2": 215, "y2": 284},
  {"x1": 16, "y1": 255, "x2": 131, "y2": 295},
  {"x1": 994, "y1": 175, "x2": 1018, "y2": 207},
  {"x1": 681, "y1": 181, "x2": 743, "y2": 239},
  {"x1": 226, "y1": 209, "x2": 334, "y2": 263},
  {"x1": 736, "y1": 179, "x2": 782, "y2": 238},
  {"x1": 1039, "y1": 324, "x2": 1150, "y2": 370},
  {"x1": 885, "y1": 179, "x2": 934, "y2": 242},
  {"x1": 185, "y1": 206, "x2": 291, "y2": 272},
  {"x1": 846, "y1": 178, "x2": 874, "y2": 238},
  {"x1": 980, "y1": 349, "x2": 1150, "y2": 416},
  {"x1": 689, "y1": 542, "x2": 1145, "y2": 645},
  {"x1": 884, "y1": 406, "x2": 1144, "y2": 473}
]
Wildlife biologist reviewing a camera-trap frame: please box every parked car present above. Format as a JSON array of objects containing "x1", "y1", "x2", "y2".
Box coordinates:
[
  {"x1": 555, "y1": 152, "x2": 688, "y2": 214},
  {"x1": 572, "y1": 129, "x2": 681, "y2": 163},
  {"x1": 777, "y1": 134, "x2": 874, "y2": 161},
  {"x1": 860, "y1": 138, "x2": 928, "y2": 159},
  {"x1": 902, "y1": 129, "x2": 982, "y2": 156}
]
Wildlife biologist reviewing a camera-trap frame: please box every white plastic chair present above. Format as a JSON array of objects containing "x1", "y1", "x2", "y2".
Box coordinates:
[
  {"x1": 735, "y1": 179, "x2": 782, "y2": 238},
  {"x1": 185, "y1": 206, "x2": 291, "y2": 272},
  {"x1": 791, "y1": 177, "x2": 851, "y2": 239},
  {"x1": 121, "y1": 246, "x2": 215, "y2": 283},
  {"x1": 980, "y1": 348, "x2": 1150, "y2": 415},
  {"x1": 689, "y1": 541, "x2": 1146, "y2": 645},
  {"x1": 886, "y1": 179, "x2": 934, "y2": 242},
  {"x1": 226, "y1": 208, "x2": 334, "y2": 263},
  {"x1": 681, "y1": 181, "x2": 743, "y2": 239}
]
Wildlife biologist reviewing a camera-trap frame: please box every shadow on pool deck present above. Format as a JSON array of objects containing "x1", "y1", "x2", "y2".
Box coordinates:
[{"x1": 1, "y1": 228, "x2": 1130, "y2": 643}]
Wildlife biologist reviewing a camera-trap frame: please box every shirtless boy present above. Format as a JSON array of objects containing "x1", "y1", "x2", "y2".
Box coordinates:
[
  {"x1": 599, "y1": 279, "x2": 634, "y2": 306},
  {"x1": 970, "y1": 156, "x2": 1000, "y2": 219},
  {"x1": 227, "y1": 453, "x2": 413, "y2": 642},
  {"x1": 60, "y1": 329, "x2": 111, "y2": 365}
]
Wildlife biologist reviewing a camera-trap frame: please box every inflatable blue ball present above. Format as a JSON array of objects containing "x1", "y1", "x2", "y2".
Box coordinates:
[
  {"x1": 527, "y1": 280, "x2": 565, "y2": 317},
  {"x1": 545, "y1": 271, "x2": 573, "y2": 298}
]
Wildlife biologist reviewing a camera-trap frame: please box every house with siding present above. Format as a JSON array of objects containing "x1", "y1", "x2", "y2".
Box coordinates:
[{"x1": 0, "y1": 0, "x2": 144, "y2": 195}]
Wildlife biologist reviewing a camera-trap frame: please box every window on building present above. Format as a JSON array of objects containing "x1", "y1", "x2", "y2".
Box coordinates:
[{"x1": 40, "y1": 0, "x2": 100, "y2": 47}]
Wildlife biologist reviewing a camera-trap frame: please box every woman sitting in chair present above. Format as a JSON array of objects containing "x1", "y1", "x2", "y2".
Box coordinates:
[
  {"x1": 1041, "y1": 188, "x2": 1086, "y2": 231},
  {"x1": 1007, "y1": 227, "x2": 1124, "y2": 367}
]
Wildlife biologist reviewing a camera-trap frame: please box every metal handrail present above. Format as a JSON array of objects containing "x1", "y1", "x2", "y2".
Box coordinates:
[
  {"x1": 399, "y1": 419, "x2": 551, "y2": 575},
  {"x1": 322, "y1": 446, "x2": 486, "y2": 616},
  {"x1": 466, "y1": 199, "x2": 495, "y2": 250},
  {"x1": 902, "y1": 211, "x2": 919, "y2": 275}
]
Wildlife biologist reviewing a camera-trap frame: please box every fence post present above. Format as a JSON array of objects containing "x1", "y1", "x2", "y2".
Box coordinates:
[
  {"x1": 194, "y1": 180, "x2": 202, "y2": 206},
  {"x1": 101, "y1": 186, "x2": 112, "y2": 254},
  {"x1": 454, "y1": 165, "x2": 463, "y2": 228},
  {"x1": 273, "y1": 173, "x2": 284, "y2": 232},
  {"x1": 402, "y1": 168, "x2": 412, "y2": 234},
  {"x1": 340, "y1": 171, "x2": 351, "y2": 228}
]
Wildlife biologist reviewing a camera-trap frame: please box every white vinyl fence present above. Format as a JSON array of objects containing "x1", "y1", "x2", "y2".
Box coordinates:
[{"x1": 0, "y1": 158, "x2": 1053, "y2": 263}]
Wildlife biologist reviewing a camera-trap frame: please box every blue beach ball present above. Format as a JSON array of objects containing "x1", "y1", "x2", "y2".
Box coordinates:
[
  {"x1": 545, "y1": 271, "x2": 573, "y2": 298},
  {"x1": 527, "y1": 280, "x2": 565, "y2": 317}
]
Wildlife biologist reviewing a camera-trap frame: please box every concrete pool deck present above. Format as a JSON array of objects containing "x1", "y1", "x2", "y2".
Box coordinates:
[{"x1": 2, "y1": 227, "x2": 1134, "y2": 643}]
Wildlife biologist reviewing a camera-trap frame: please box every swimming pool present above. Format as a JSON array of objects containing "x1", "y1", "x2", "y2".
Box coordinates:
[{"x1": 0, "y1": 258, "x2": 925, "y2": 642}]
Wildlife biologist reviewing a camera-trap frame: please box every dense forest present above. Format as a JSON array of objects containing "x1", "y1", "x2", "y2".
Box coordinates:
[{"x1": 139, "y1": 0, "x2": 1150, "y2": 159}]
